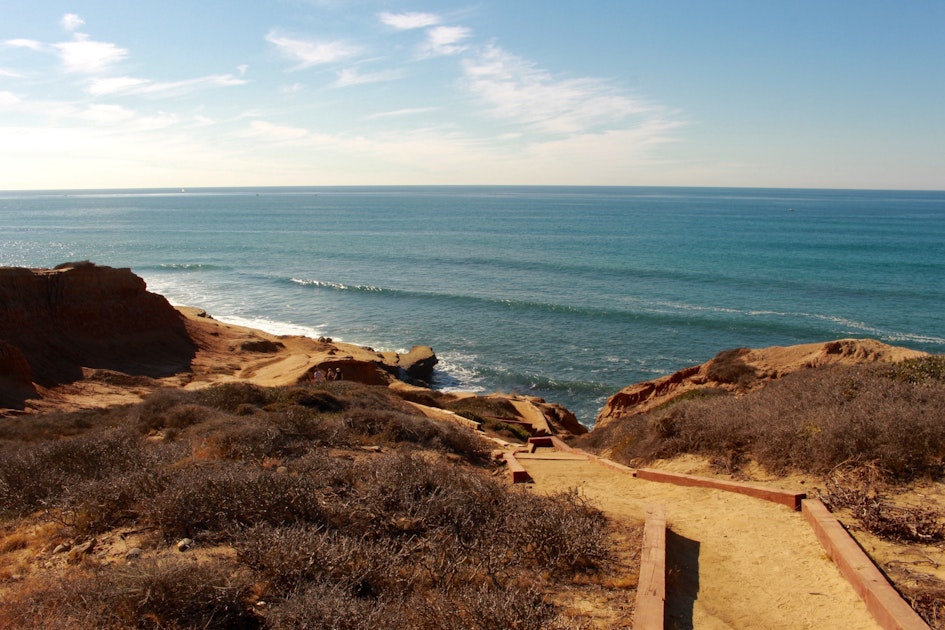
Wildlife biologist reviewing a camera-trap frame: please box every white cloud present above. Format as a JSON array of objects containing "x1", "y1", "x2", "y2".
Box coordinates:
[
  {"x1": 0, "y1": 68, "x2": 25, "y2": 78},
  {"x1": 463, "y1": 45, "x2": 656, "y2": 135},
  {"x1": 421, "y1": 26, "x2": 470, "y2": 57},
  {"x1": 4, "y1": 39, "x2": 45, "y2": 51},
  {"x1": 75, "y1": 103, "x2": 136, "y2": 124},
  {"x1": 266, "y1": 31, "x2": 361, "y2": 70},
  {"x1": 238, "y1": 120, "x2": 311, "y2": 142},
  {"x1": 86, "y1": 73, "x2": 248, "y2": 97},
  {"x1": 334, "y1": 67, "x2": 403, "y2": 87},
  {"x1": 379, "y1": 12, "x2": 440, "y2": 30},
  {"x1": 0, "y1": 91, "x2": 21, "y2": 107},
  {"x1": 61, "y1": 13, "x2": 85, "y2": 32},
  {"x1": 191, "y1": 114, "x2": 215, "y2": 127},
  {"x1": 366, "y1": 107, "x2": 439, "y2": 120},
  {"x1": 86, "y1": 76, "x2": 150, "y2": 95},
  {"x1": 55, "y1": 36, "x2": 128, "y2": 74}
]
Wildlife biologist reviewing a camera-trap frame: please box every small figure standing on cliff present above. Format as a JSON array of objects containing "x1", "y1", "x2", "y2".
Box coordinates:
[
  {"x1": 326, "y1": 368, "x2": 336, "y2": 381},
  {"x1": 312, "y1": 369, "x2": 324, "y2": 383},
  {"x1": 335, "y1": 367, "x2": 343, "y2": 381}
]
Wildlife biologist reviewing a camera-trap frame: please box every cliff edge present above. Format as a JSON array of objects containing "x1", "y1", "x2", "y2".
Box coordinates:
[
  {"x1": 595, "y1": 338, "x2": 928, "y2": 431},
  {"x1": 0, "y1": 262, "x2": 196, "y2": 408},
  {"x1": 0, "y1": 263, "x2": 438, "y2": 412}
]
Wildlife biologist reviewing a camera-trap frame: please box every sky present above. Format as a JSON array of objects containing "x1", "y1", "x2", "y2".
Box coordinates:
[{"x1": 1, "y1": 1, "x2": 943, "y2": 190}]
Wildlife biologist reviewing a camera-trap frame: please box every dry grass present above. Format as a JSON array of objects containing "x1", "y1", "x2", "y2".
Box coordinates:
[
  {"x1": 0, "y1": 381, "x2": 633, "y2": 629},
  {"x1": 582, "y1": 357, "x2": 945, "y2": 481}
]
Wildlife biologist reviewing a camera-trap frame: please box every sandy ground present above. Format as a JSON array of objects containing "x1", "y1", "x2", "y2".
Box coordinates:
[{"x1": 518, "y1": 453, "x2": 882, "y2": 630}]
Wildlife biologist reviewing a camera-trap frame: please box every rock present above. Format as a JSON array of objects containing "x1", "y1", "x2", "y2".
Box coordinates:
[
  {"x1": 125, "y1": 547, "x2": 143, "y2": 559},
  {"x1": 52, "y1": 543, "x2": 71, "y2": 554},
  {"x1": 67, "y1": 539, "x2": 96, "y2": 564},
  {"x1": 0, "y1": 262, "x2": 196, "y2": 408},
  {"x1": 398, "y1": 346, "x2": 438, "y2": 382},
  {"x1": 176, "y1": 538, "x2": 194, "y2": 552},
  {"x1": 532, "y1": 399, "x2": 588, "y2": 437}
]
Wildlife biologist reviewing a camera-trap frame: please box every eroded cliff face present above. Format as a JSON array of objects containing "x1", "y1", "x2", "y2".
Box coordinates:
[
  {"x1": 0, "y1": 262, "x2": 196, "y2": 407},
  {"x1": 595, "y1": 339, "x2": 928, "y2": 431}
]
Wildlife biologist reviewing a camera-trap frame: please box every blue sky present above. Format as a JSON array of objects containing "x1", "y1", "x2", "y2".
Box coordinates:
[{"x1": 1, "y1": 1, "x2": 943, "y2": 190}]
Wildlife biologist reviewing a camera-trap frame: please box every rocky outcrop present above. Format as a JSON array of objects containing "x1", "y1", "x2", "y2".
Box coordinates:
[
  {"x1": 0, "y1": 340, "x2": 36, "y2": 408},
  {"x1": 595, "y1": 339, "x2": 927, "y2": 431},
  {"x1": 0, "y1": 262, "x2": 196, "y2": 408},
  {"x1": 397, "y1": 346, "x2": 438, "y2": 383}
]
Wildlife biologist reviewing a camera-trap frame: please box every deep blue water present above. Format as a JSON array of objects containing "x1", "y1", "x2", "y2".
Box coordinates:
[{"x1": 1, "y1": 186, "x2": 943, "y2": 426}]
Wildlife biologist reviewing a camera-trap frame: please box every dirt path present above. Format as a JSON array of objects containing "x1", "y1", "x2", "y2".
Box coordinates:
[{"x1": 517, "y1": 453, "x2": 882, "y2": 630}]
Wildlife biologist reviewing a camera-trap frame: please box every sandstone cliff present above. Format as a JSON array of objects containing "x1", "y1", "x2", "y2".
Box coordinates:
[
  {"x1": 0, "y1": 263, "x2": 442, "y2": 412},
  {"x1": 0, "y1": 262, "x2": 196, "y2": 408},
  {"x1": 595, "y1": 338, "x2": 928, "y2": 431}
]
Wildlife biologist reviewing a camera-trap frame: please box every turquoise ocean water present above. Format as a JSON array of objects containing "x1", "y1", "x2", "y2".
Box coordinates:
[{"x1": 1, "y1": 186, "x2": 943, "y2": 426}]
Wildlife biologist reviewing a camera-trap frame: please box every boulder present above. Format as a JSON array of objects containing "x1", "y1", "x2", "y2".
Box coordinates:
[{"x1": 398, "y1": 345, "x2": 438, "y2": 382}]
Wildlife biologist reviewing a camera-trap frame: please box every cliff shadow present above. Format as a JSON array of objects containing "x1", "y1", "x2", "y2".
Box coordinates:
[{"x1": 665, "y1": 529, "x2": 700, "y2": 630}]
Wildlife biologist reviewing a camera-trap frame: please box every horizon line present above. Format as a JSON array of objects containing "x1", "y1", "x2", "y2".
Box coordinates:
[{"x1": 3, "y1": 184, "x2": 944, "y2": 194}]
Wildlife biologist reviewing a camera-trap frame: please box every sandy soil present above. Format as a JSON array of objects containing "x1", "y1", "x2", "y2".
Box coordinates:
[{"x1": 518, "y1": 453, "x2": 882, "y2": 630}]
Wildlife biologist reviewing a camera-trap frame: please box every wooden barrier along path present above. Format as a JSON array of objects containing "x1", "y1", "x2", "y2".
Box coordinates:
[
  {"x1": 511, "y1": 436, "x2": 929, "y2": 629},
  {"x1": 803, "y1": 499, "x2": 929, "y2": 630},
  {"x1": 634, "y1": 467, "x2": 806, "y2": 510},
  {"x1": 634, "y1": 504, "x2": 667, "y2": 630}
]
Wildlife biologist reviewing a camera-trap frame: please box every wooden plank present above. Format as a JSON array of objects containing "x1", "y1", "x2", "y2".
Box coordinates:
[
  {"x1": 634, "y1": 504, "x2": 666, "y2": 630},
  {"x1": 503, "y1": 451, "x2": 531, "y2": 484},
  {"x1": 635, "y1": 468, "x2": 806, "y2": 510},
  {"x1": 803, "y1": 499, "x2": 929, "y2": 630}
]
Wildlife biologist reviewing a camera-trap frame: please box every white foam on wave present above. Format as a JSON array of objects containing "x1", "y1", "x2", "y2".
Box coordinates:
[
  {"x1": 215, "y1": 315, "x2": 329, "y2": 340},
  {"x1": 430, "y1": 352, "x2": 487, "y2": 393},
  {"x1": 291, "y1": 277, "x2": 383, "y2": 292}
]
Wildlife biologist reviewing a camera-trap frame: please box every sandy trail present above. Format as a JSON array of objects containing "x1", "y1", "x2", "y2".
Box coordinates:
[{"x1": 518, "y1": 454, "x2": 881, "y2": 630}]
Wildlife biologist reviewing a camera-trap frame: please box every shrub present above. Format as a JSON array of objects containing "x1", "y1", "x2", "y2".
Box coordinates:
[
  {"x1": 194, "y1": 382, "x2": 273, "y2": 412},
  {"x1": 886, "y1": 355, "x2": 945, "y2": 384},
  {"x1": 589, "y1": 362, "x2": 945, "y2": 480},
  {"x1": 146, "y1": 464, "x2": 328, "y2": 540},
  {"x1": 0, "y1": 558, "x2": 257, "y2": 629},
  {"x1": 705, "y1": 348, "x2": 757, "y2": 386},
  {"x1": 0, "y1": 429, "x2": 148, "y2": 516}
]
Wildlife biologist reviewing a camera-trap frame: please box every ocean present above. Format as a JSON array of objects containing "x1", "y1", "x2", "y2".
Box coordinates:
[{"x1": 1, "y1": 186, "x2": 943, "y2": 426}]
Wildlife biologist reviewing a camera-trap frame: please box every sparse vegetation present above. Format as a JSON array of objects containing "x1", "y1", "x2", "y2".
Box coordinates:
[
  {"x1": 0, "y1": 381, "x2": 626, "y2": 629},
  {"x1": 578, "y1": 355, "x2": 945, "y2": 628},
  {"x1": 582, "y1": 359, "x2": 945, "y2": 481}
]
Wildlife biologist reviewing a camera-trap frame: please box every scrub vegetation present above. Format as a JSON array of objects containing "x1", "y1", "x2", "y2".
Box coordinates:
[{"x1": 0, "y1": 382, "x2": 636, "y2": 630}]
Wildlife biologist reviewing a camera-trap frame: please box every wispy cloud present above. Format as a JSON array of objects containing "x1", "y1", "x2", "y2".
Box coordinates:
[
  {"x1": 366, "y1": 107, "x2": 439, "y2": 120},
  {"x1": 74, "y1": 103, "x2": 136, "y2": 124},
  {"x1": 87, "y1": 73, "x2": 248, "y2": 97},
  {"x1": 379, "y1": 12, "x2": 440, "y2": 30},
  {"x1": 54, "y1": 36, "x2": 128, "y2": 74},
  {"x1": 238, "y1": 120, "x2": 311, "y2": 142},
  {"x1": 60, "y1": 13, "x2": 85, "y2": 32},
  {"x1": 421, "y1": 26, "x2": 471, "y2": 57},
  {"x1": 0, "y1": 91, "x2": 21, "y2": 106},
  {"x1": 4, "y1": 39, "x2": 45, "y2": 51},
  {"x1": 86, "y1": 76, "x2": 149, "y2": 95},
  {"x1": 266, "y1": 31, "x2": 361, "y2": 70},
  {"x1": 463, "y1": 45, "x2": 656, "y2": 135},
  {"x1": 333, "y1": 67, "x2": 403, "y2": 87},
  {"x1": 0, "y1": 68, "x2": 25, "y2": 78}
]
